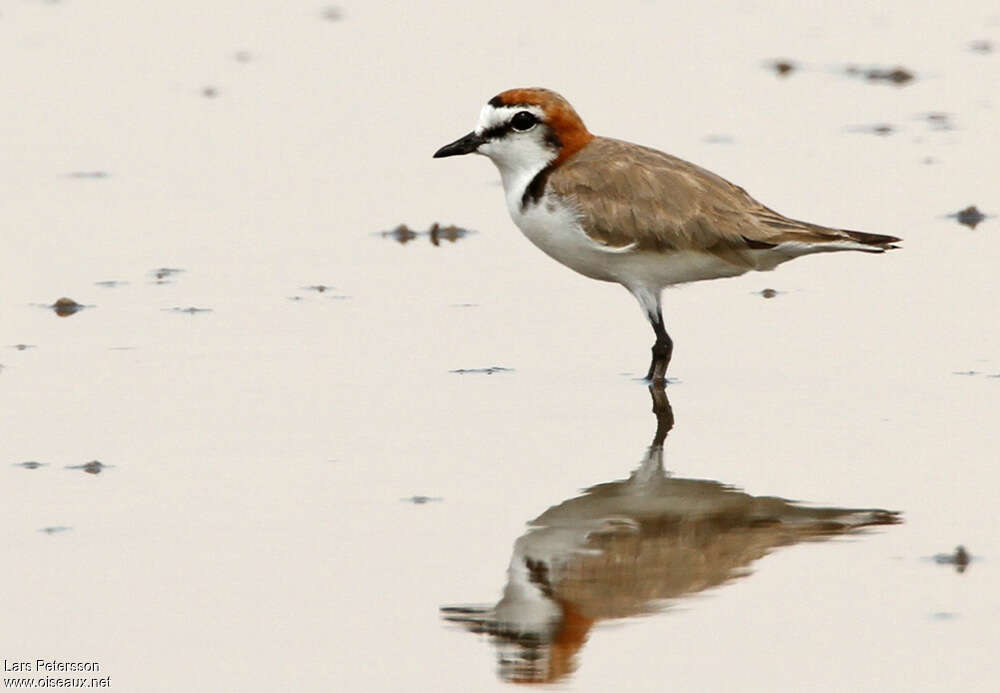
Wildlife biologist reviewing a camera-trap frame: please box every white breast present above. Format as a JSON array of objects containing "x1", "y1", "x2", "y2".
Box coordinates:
[{"x1": 506, "y1": 190, "x2": 625, "y2": 283}]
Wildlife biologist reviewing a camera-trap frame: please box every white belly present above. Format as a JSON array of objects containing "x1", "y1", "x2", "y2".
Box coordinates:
[{"x1": 507, "y1": 193, "x2": 750, "y2": 291}]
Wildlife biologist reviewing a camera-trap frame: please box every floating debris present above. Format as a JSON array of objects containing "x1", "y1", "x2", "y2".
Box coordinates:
[
  {"x1": 402, "y1": 495, "x2": 443, "y2": 504},
  {"x1": 13, "y1": 461, "x2": 47, "y2": 470},
  {"x1": 294, "y1": 285, "x2": 351, "y2": 301},
  {"x1": 67, "y1": 460, "x2": 110, "y2": 475},
  {"x1": 847, "y1": 65, "x2": 915, "y2": 85},
  {"x1": 759, "y1": 288, "x2": 779, "y2": 299},
  {"x1": 969, "y1": 39, "x2": 993, "y2": 54},
  {"x1": 40, "y1": 526, "x2": 72, "y2": 535},
  {"x1": 66, "y1": 171, "x2": 110, "y2": 179},
  {"x1": 150, "y1": 267, "x2": 184, "y2": 282},
  {"x1": 846, "y1": 123, "x2": 895, "y2": 137},
  {"x1": 321, "y1": 5, "x2": 343, "y2": 21},
  {"x1": 164, "y1": 306, "x2": 213, "y2": 315},
  {"x1": 201, "y1": 86, "x2": 220, "y2": 98},
  {"x1": 380, "y1": 223, "x2": 475, "y2": 245},
  {"x1": 952, "y1": 370, "x2": 980, "y2": 376},
  {"x1": 428, "y1": 222, "x2": 472, "y2": 245},
  {"x1": 234, "y1": 50, "x2": 253, "y2": 63},
  {"x1": 9, "y1": 344, "x2": 35, "y2": 351},
  {"x1": 949, "y1": 205, "x2": 988, "y2": 229},
  {"x1": 50, "y1": 297, "x2": 86, "y2": 317},
  {"x1": 95, "y1": 280, "x2": 129, "y2": 288},
  {"x1": 382, "y1": 224, "x2": 419, "y2": 243},
  {"x1": 933, "y1": 545, "x2": 972, "y2": 573},
  {"x1": 768, "y1": 59, "x2": 796, "y2": 76},
  {"x1": 920, "y1": 112, "x2": 954, "y2": 131},
  {"x1": 449, "y1": 366, "x2": 514, "y2": 375}
]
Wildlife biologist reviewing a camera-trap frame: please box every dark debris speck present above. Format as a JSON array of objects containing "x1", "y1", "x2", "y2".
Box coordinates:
[
  {"x1": 769, "y1": 59, "x2": 796, "y2": 76},
  {"x1": 950, "y1": 205, "x2": 988, "y2": 229},
  {"x1": 380, "y1": 223, "x2": 475, "y2": 245},
  {"x1": 150, "y1": 267, "x2": 184, "y2": 282},
  {"x1": 429, "y1": 223, "x2": 472, "y2": 245},
  {"x1": 402, "y1": 495, "x2": 443, "y2": 504},
  {"x1": 296, "y1": 285, "x2": 351, "y2": 300},
  {"x1": 382, "y1": 224, "x2": 418, "y2": 243},
  {"x1": 848, "y1": 123, "x2": 895, "y2": 137},
  {"x1": 449, "y1": 366, "x2": 514, "y2": 375},
  {"x1": 40, "y1": 526, "x2": 72, "y2": 535},
  {"x1": 933, "y1": 545, "x2": 972, "y2": 573},
  {"x1": 921, "y1": 112, "x2": 954, "y2": 131},
  {"x1": 165, "y1": 307, "x2": 213, "y2": 315},
  {"x1": 863, "y1": 66, "x2": 915, "y2": 85},
  {"x1": 51, "y1": 297, "x2": 85, "y2": 317},
  {"x1": 67, "y1": 460, "x2": 111, "y2": 475},
  {"x1": 83, "y1": 461, "x2": 103, "y2": 474}
]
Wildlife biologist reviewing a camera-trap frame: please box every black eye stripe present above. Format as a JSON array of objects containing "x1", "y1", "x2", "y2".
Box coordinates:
[{"x1": 479, "y1": 122, "x2": 515, "y2": 140}]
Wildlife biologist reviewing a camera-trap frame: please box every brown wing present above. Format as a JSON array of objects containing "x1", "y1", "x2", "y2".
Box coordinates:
[{"x1": 548, "y1": 137, "x2": 899, "y2": 267}]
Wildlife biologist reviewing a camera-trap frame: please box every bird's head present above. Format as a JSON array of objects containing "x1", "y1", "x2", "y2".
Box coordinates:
[{"x1": 434, "y1": 88, "x2": 593, "y2": 178}]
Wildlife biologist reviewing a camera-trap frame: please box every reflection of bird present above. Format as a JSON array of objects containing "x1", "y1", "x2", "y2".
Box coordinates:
[
  {"x1": 441, "y1": 388, "x2": 900, "y2": 684},
  {"x1": 435, "y1": 88, "x2": 900, "y2": 381}
]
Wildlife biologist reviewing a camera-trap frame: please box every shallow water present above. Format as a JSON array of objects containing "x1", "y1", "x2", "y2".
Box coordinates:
[{"x1": 2, "y1": 1, "x2": 998, "y2": 691}]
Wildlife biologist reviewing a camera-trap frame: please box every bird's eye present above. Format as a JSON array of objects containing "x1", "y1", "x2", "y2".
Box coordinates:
[{"x1": 510, "y1": 111, "x2": 538, "y2": 131}]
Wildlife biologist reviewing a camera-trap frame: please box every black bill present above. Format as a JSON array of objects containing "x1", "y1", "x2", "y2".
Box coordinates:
[{"x1": 433, "y1": 131, "x2": 486, "y2": 158}]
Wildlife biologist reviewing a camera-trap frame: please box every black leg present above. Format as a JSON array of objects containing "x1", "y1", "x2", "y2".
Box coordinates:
[{"x1": 644, "y1": 309, "x2": 673, "y2": 383}]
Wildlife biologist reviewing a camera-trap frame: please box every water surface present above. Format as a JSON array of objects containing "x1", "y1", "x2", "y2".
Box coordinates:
[{"x1": 2, "y1": 1, "x2": 998, "y2": 691}]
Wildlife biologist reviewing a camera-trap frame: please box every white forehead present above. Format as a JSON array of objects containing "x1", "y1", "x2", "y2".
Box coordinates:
[{"x1": 474, "y1": 103, "x2": 546, "y2": 134}]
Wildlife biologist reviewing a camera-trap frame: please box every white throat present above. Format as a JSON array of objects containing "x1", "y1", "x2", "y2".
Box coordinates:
[
  {"x1": 483, "y1": 142, "x2": 554, "y2": 210},
  {"x1": 473, "y1": 103, "x2": 556, "y2": 208}
]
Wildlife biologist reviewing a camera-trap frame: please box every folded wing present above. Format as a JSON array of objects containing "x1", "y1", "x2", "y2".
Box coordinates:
[{"x1": 550, "y1": 137, "x2": 900, "y2": 270}]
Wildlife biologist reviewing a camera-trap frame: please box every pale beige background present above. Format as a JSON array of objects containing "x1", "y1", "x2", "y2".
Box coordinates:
[{"x1": 2, "y1": 1, "x2": 998, "y2": 691}]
